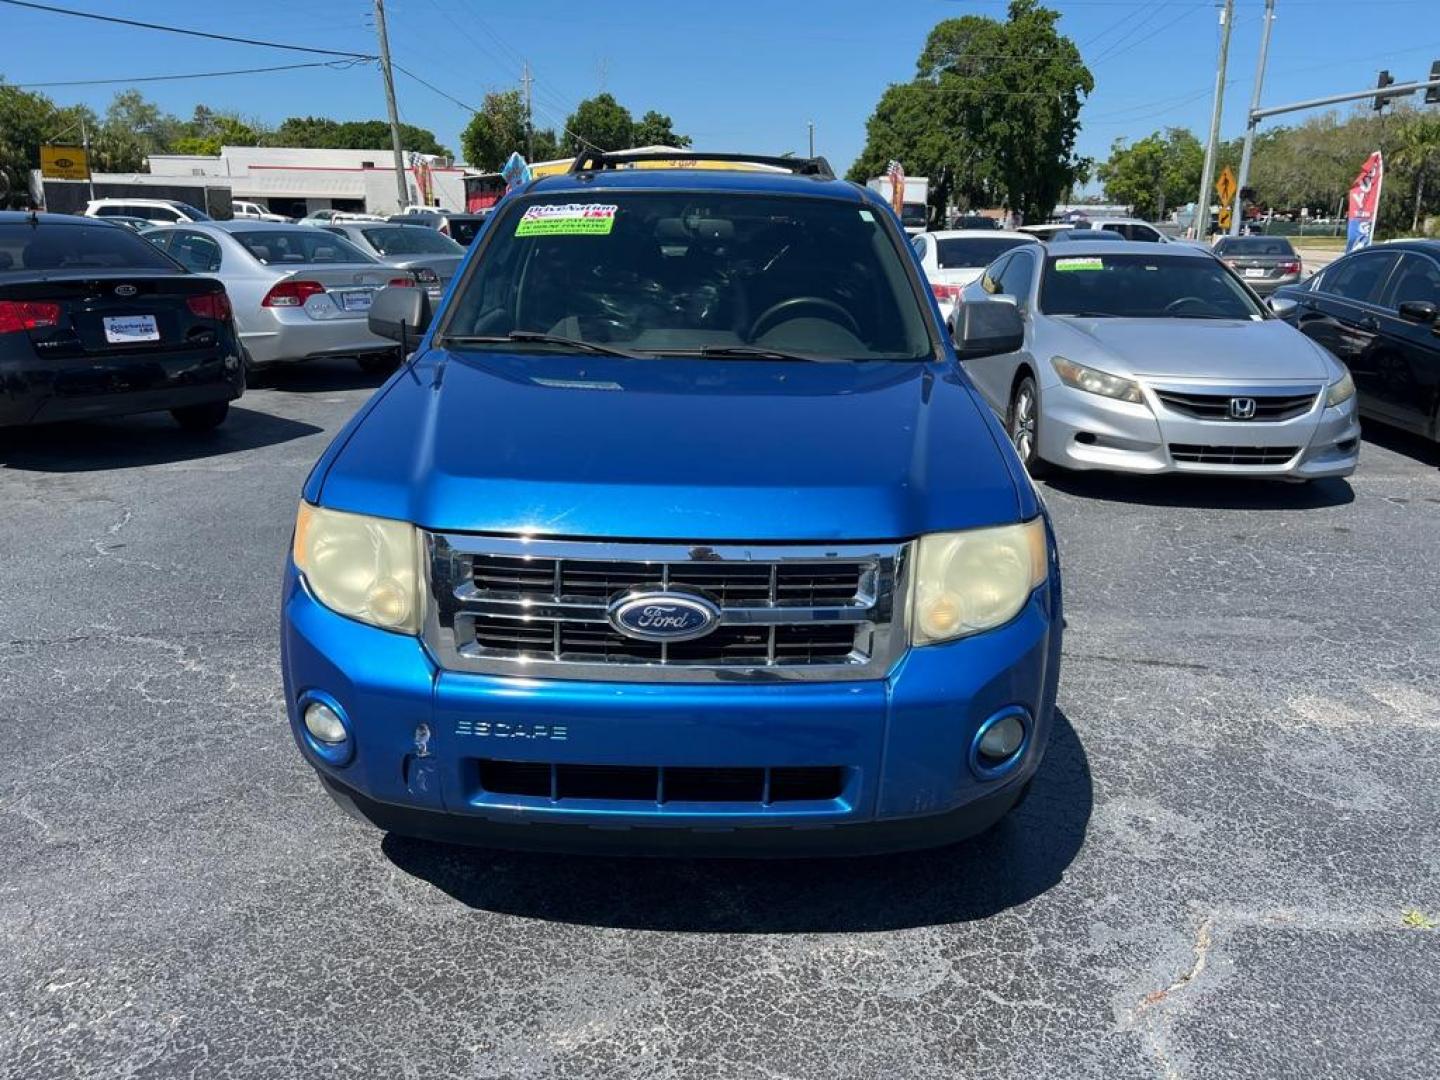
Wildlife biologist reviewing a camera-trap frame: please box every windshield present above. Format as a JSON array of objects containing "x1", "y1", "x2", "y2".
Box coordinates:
[
  {"x1": 360, "y1": 226, "x2": 463, "y2": 256},
  {"x1": 936, "y1": 237, "x2": 1033, "y2": 269},
  {"x1": 173, "y1": 203, "x2": 213, "y2": 221},
  {"x1": 439, "y1": 192, "x2": 932, "y2": 360},
  {"x1": 1039, "y1": 253, "x2": 1265, "y2": 319},
  {"x1": 1214, "y1": 237, "x2": 1296, "y2": 257},
  {"x1": 233, "y1": 230, "x2": 375, "y2": 265},
  {"x1": 0, "y1": 221, "x2": 181, "y2": 274},
  {"x1": 447, "y1": 217, "x2": 487, "y2": 245},
  {"x1": 900, "y1": 203, "x2": 927, "y2": 229}
]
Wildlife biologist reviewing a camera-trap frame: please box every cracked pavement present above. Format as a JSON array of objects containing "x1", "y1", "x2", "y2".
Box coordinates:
[{"x1": 1, "y1": 362, "x2": 1437, "y2": 1079}]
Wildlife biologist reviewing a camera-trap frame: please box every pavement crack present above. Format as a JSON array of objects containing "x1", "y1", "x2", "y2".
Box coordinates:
[
  {"x1": 1063, "y1": 651, "x2": 1212, "y2": 672},
  {"x1": 1125, "y1": 916, "x2": 1216, "y2": 1080}
]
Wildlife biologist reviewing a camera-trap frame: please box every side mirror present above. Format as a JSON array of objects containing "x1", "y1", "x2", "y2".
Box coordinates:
[
  {"x1": 1398, "y1": 299, "x2": 1437, "y2": 324},
  {"x1": 368, "y1": 285, "x2": 433, "y2": 346},
  {"x1": 953, "y1": 299, "x2": 1024, "y2": 361},
  {"x1": 1267, "y1": 295, "x2": 1298, "y2": 318}
]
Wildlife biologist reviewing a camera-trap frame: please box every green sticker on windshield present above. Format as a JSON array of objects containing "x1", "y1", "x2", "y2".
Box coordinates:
[
  {"x1": 1055, "y1": 257, "x2": 1103, "y2": 272},
  {"x1": 515, "y1": 203, "x2": 618, "y2": 236}
]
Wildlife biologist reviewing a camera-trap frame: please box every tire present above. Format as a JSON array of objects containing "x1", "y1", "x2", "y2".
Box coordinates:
[
  {"x1": 1006, "y1": 375, "x2": 1054, "y2": 478},
  {"x1": 171, "y1": 401, "x2": 229, "y2": 432},
  {"x1": 357, "y1": 351, "x2": 400, "y2": 375}
]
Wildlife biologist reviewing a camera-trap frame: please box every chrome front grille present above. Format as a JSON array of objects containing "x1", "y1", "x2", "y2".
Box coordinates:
[
  {"x1": 424, "y1": 535, "x2": 909, "y2": 682},
  {"x1": 1151, "y1": 384, "x2": 1320, "y2": 423}
]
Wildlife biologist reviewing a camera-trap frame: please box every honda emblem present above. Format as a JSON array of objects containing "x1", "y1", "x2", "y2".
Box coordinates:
[{"x1": 1228, "y1": 397, "x2": 1257, "y2": 420}]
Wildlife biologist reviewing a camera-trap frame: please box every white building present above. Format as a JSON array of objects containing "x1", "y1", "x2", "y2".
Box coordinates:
[{"x1": 145, "y1": 146, "x2": 471, "y2": 217}]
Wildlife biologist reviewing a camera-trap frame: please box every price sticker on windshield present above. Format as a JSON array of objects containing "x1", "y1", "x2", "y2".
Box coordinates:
[
  {"x1": 1054, "y1": 257, "x2": 1104, "y2": 272},
  {"x1": 515, "y1": 203, "x2": 618, "y2": 237}
]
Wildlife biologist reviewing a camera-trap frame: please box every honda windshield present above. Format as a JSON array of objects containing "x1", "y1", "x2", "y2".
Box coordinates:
[
  {"x1": 1039, "y1": 253, "x2": 1266, "y2": 319},
  {"x1": 438, "y1": 192, "x2": 933, "y2": 360}
]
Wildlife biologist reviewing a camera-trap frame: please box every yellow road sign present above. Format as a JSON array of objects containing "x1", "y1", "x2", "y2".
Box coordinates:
[
  {"x1": 40, "y1": 145, "x2": 89, "y2": 181},
  {"x1": 1218, "y1": 207, "x2": 1233, "y2": 232},
  {"x1": 1216, "y1": 166, "x2": 1237, "y2": 208}
]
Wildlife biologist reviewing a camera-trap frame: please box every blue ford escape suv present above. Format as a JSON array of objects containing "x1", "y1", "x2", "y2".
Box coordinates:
[{"x1": 281, "y1": 151, "x2": 1062, "y2": 855}]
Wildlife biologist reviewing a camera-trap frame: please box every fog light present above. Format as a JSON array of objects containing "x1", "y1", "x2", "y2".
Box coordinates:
[
  {"x1": 969, "y1": 707, "x2": 1031, "y2": 780},
  {"x1": 304, "y1": 701, "x2": 348, "y2": 744},
  {"x1": 978, "y1": 715, "x2": 1025, "y2": 761}
]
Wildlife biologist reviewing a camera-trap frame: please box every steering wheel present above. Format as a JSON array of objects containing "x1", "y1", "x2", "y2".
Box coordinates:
[
  {"x1": 1163, "y1": 296, "x2": 1210, "y2": 316},
  {"x1": 749, "y1": 296, "x2": 861, "y2": 340}
]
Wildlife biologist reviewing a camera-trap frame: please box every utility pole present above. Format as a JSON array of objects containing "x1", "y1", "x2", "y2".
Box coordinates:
[
  {"x1": 807, "y1": 120, "x2": 815, "y2": 158},
  {"x1": 1231, "y1": 0, "x2": 1275, "y2": 235},
  {"x1": 80, "y1": 113, "x2": 94, "y2": 202},
  {"x1": 1195, "y1": 0, "x2": 1235, "y2": 240},
  {"x1": 372, "y1": 0, "x2": 409, "y2": 212},
  {"x1": 522, "y1": 61, "x2": 535, "y2": 160}
]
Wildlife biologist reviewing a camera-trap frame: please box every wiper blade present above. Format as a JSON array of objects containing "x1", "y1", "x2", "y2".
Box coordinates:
[
  {"x1": 691, "y1": 345, "x2": 833, "y2": 362},
  {"x1": 442, "y1": 331, "x2": 643, "y2": 359},
  {"x1": 1056, "y1": 311, "x2": 1119, "y2": 319}
]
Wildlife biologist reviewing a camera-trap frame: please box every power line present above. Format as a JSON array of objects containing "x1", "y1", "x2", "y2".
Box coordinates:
[
  {"x1": 0, "y1": 0, "x2": 375, "y2": 59},
  {"x1": 12, "y1": 59, "x2": 364, "y2": 89},
  {"x1": 392, "y1": 62, "x2": 480, "y2": 114}
]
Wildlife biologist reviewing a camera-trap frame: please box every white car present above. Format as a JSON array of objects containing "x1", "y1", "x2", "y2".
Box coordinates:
[
  {"x1": 911, "y1": 230, "x2": 1040, "y2": 333},
  {"x1": 955, "y1": 238, "x2": 1359, "y2": 480},
  {"x1": 83, "y1": 198, "x2": 212, "y2": 224},
  {"x1": 401, "y1": 204, "x2": 455, "y2": 215},
  {"x1": 1021, "y1": 219, "x2": 1169, "y2": 244},
  {"x1": 231, "y1": 200, "x2": 288, "y2": 222}
]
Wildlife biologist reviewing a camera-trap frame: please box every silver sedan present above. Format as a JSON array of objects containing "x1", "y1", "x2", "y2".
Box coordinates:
[
  {"x1": 317, "y1": 221, "x2": 464, "y2": 305},
  {"x1": 956, "y1": 239, "x2": 1359, "y2": 480},
  {"x1": 140, "y1": 221, "x2": 413, "y2": 372}
]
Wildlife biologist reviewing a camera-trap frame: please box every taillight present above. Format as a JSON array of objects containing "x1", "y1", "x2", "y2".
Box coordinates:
[
  {"x1": 186, "y1": 291, "x2": 232, "y2": 320},
  {"x1": 388, "y1": 277, "x2": 414, "y2": 287},
  {"x1": 262, "y1": 280, "x2": 326, "y2": 307},
  {"x1": 931, "y1": 283, "x2": 964, "y2": 302},
  {"x1": 0, "y1": 300, "x2": 61, "y2": 335},
  {"x1": 1278, "y1": 260, "x2": 1301, "y2": 273}
]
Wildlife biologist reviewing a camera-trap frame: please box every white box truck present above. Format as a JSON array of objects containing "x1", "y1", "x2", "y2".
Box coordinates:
[{"x1": 867, "y1": 176, "x2": 930, "y2": 234}]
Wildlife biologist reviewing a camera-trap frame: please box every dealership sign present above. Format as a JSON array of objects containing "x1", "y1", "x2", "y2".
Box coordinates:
[{"x1": 40, "y1": 145, "x2": 90, "y2": 181}]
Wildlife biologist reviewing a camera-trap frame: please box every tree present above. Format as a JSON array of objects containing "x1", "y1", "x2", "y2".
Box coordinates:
[
  {"x1": 1097, "y1": 128, "x2": 1205, "y2": 219},
  {"x1": 172, "y1": 107, "x2": 266, "y2": 156},
  {"x1": 1389, "y1": 111, "x2": 1440, "y2": 233},
  {"x1": 272, "y1": 115, "x2": 450, "y2": 156},
  {"x1": 849, "y1": 0, "x2": 1092, "y2": 223},
  {"x1": 632, "y1": 110, "x2": 691, "y2": 149},
  {"x1": 460, "y1": 90, "x2": 558, "y2": 169},
  {"x1": 563, "y1": 93, "x2": 634, "y2": 154}
]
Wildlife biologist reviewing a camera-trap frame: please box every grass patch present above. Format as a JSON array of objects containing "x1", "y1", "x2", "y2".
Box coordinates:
[{"x1": 1401, "y1": 909, "x2": 1436, "y2": 929}]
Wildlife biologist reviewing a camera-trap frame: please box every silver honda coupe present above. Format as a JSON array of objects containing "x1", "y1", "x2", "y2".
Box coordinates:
[{"x1": 956, "y1": 239, "x2": 1359, "y2": 480}]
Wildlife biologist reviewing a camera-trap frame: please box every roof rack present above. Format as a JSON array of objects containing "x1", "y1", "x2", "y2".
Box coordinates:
[{"x1": 567, "y1": 150, "x2": 835, "y2": 180}]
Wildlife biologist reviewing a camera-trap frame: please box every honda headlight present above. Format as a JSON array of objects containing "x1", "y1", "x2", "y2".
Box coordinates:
[
  {"x1": 912, "y1": 519, "x2": 1049, "y2": 645},
  {"x1": 1051, "y1": 356, "x2": 1144, "y2": 404},
  {"x1": 293, "y1": 503, "x2": 423, "y2": 633},
  {"x1": 1326, "y1": 370, "x2": 1355, "y2": 407}
]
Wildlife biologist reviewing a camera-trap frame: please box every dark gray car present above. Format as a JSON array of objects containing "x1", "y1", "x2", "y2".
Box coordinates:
[
  {"x1": 320, "y1": 222, "x2": 465, "y2": 303},
  {"x1": 1214, "y1": 235, "x2": 1303, "y2": 295}
]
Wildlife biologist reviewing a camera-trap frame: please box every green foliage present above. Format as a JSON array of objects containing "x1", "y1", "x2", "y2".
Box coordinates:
[
  {"x1": 632, "y1": 110, "x2": 691, "y2": 149},
  {"x1": 850, "y1": 0, "x2": 1092, "y2": 223},
  {"x1": 272, "y1": 116, "x2": 450, "y2": 157},
  {"x1": 460, "y1": 90, "x2": 561, "y2": 170},
  {"x1": 563, "y1": 93, "x2": 634, "y2": 155},
  {"x1": 1097, "y1": 128, "x2": 1205, "y2": 219}
]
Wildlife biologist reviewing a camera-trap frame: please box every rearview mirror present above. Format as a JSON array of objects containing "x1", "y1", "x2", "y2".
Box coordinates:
[
  {"x1": 1267, "y1": 295, "x2": 1298, "y2": 318},
  {"x1": 1398, "y1": 299, "x2": 1437, "y2": 324},
  {"x1": 368, "y1": 285, "x2": 433, "y2": 345},
  {"x1": 953, "y1": 299, "x2": 1024, "y2": 360}
]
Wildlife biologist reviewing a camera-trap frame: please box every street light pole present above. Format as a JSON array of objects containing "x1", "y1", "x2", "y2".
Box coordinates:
[
  {"x1": 1232, "y1": 0, "x2": 1276, "y2": 235},
  {"x1": 1195, "y1": 0, "x2": 1236, "y2": 239},
  {"x1": 808, "y1": 121, "x2": 815, "y2": 158},
  {"x1": 373, "y1": 0, "x2": 410, "y2": 212}
]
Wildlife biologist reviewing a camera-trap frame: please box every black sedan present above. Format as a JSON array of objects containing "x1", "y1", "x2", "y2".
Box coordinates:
[
  {"x1": 0, "y1": 212, "x2": 244, "y2": 431},
  {"x1": 1272, "y1": 239, "x2": 1440, "y2": 442},
  {"x1": 1214, "y1": 235, "x2": 1302, "y2": 296}
]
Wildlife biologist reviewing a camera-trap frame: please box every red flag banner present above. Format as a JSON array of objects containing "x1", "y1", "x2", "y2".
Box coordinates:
[{"x1": 1345, "y1": 151, "x2": 1384, "y2": 253}]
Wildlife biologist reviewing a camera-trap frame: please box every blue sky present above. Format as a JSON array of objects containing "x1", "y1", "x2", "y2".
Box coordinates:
[{"x1": 7, "y1": 0, "x2": 1440, "y2": 185}]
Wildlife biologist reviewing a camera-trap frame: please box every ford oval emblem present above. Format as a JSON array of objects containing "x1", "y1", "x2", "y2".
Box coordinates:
[
  {"x1": 114, "y1": 284, "x2": 137, "y2": 297},
  {"x1": 608, "y1": 592, "x2": 721, "y2": 642}
]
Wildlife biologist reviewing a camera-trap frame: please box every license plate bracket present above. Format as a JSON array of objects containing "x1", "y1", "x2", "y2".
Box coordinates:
[
  {"x1": 339, "y1": 290, "x2": 373, "y2": 312},
  {"x1": 103, "y1": 313, "x2": 160, "y2": 343},
  {"x1": 1243, "y1": 268, "x2": 1266, "y2": 278}
]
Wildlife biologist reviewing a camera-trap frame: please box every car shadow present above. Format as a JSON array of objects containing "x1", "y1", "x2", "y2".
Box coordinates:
[
  {"x1": 1042, "y1": 471, "x2": 1355, "y2": 510},
  {"x1": 254, "y1": 357, "x2": 395, "y2": 395},
  {"x1": 0, "y1": 405, "x2": 322, "y2": 473},
  {"x1": 1360, "y1": 422, "x2": 1440, "y2": 468},
  {"x1": 381, "y1": 709, "x2": 1092, "y2": 933}
]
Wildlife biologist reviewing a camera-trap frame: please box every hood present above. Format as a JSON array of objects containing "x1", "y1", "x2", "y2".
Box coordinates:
[
  {"x1": 316, "y1": 352, "x2": 1023, "y2": 542},
  {"x1": 1051, "y1": 316, "x2": 1336, "y2": 382}
]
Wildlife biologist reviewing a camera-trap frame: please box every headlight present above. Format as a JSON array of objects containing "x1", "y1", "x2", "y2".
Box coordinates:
[
  {"x1": 1051, "y1": 356, "x2": 1144, "y2": 404},
  {"x1": 1326, "y1": 370, "x2": 1355, "y2": 407},
  {"x1": 912, "y1": 519, "x2": 1049, "y2": 645},
  {"x1": 293, "y1": 502, "x2": 423, "y2": 633}
]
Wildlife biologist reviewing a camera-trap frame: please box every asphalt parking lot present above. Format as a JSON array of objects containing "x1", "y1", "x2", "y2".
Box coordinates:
[{"x1": 2, "y1": 364, "x2": 1437, "y2": 1080}]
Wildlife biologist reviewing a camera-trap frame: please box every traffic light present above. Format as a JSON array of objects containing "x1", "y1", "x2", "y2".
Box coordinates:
[
  {"x1": 1373, "y1": 70, "x2": 1395, "y2": 111},
  {"x1": 1425, "y1": 60, "x2": 1440, "y2": 106}
]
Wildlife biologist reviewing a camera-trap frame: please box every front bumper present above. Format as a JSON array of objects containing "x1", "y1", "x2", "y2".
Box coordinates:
[
  {"x1": 280, "y1": 560, "x2": 1063, "y2": 855},
  {"x1": 1036, "y1": 379, "x2": 1360, "y2": 478}
]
